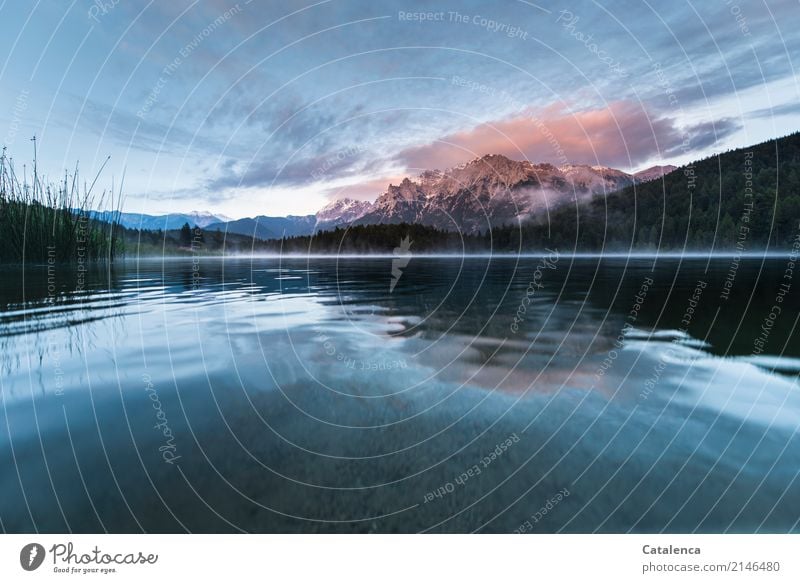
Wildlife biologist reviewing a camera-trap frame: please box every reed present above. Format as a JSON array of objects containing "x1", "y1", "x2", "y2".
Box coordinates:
[{"x1": 0, "y1": 139, "x2": 123, "y2": 264}]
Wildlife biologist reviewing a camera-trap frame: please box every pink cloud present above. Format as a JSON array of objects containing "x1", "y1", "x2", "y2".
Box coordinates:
[{"x1": 395, "y1": 101, "x2": 737, "y2": 171}]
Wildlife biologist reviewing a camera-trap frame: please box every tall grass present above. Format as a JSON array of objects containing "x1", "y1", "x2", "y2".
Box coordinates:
[{"x1": 0, "y1": 140, "x2": 123, "y2": 264}]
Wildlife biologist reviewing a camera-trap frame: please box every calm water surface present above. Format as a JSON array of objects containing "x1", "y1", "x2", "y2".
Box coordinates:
[{"x1": 1, "y1": 256, "x2": 799, "y2": 532}]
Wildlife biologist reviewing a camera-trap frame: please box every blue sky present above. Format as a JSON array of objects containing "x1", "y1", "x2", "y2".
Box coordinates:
[{"x1": 0, "y1": 0, "x2": 798, "y2": 218}]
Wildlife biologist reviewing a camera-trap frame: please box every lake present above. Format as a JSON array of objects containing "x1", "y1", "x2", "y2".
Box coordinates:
[{"x1": 1, "y1": 254, "x2": 799, "y2": 533}]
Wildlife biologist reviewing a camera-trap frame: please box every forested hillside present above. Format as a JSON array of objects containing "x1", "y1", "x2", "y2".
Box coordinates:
[{"x1": 497, "y1": 132, "x2": 800, "y2": 251}]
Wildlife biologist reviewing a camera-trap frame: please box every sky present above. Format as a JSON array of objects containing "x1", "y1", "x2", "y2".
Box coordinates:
[{"x1": 0, "y1": 0, "x2": 798, "y2": 218}]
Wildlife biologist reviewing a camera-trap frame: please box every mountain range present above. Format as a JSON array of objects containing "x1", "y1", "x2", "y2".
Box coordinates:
[
  {"x1": 255, "y1": 132, "x2": 800, "y2": 253},
  {"x1": 104, "y1": 157, "x2": 677, "y2": 238},
  {"x1": 350, "y1": 157, "x2": 677, "y2": 234},
  {"x1": 88, "y1": 210, "x2": 230, "y2": 231}
]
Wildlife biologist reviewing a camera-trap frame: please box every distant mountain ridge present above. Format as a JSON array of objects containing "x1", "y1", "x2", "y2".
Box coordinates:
[
  {"x1": 98, "y1": 156, "x2": 676, "y2": 238},
  {"x1": 203, "y1": 198, "x2": 375, "y2": 239},
  {"x1": 211, "y1": 156, "x2": 675, "y2": 237},
  {"x1": 205, "y1": 214, "x2": 318, "y2": 240},
  {"x1": 88, "y1": 210, "x2": 230, "y2": 230}
]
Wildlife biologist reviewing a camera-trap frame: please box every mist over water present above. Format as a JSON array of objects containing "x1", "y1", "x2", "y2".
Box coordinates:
[{"x1": 1, "y1": 256, "x2": 799, "y2": 532}]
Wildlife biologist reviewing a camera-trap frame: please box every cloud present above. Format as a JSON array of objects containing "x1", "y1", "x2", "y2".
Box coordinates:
[
  {"x1": 13, "y1": 0, "x2": 793, "y2": 219},
  {"x1": 203, "y1": 106, "x2": 422, "y2": 191},
  {"x1": 394, "y1": 101, "x2": 741, "y2": 171},
  {"x1": 207, "y1": 139, "x2": 374, "y2": 191},
  {"x1": 749, "y1": 101, "x2": 800, "y2": 120}
]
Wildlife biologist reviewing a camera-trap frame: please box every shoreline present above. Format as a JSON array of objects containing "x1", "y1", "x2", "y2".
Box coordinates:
[{"x1": 5, "y1": 251, "x2": 798, "y2": 266}]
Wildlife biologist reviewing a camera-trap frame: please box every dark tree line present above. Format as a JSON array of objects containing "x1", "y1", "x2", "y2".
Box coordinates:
[{"x1": 261, "y1": 223, "x2": 485, "y2": 254}]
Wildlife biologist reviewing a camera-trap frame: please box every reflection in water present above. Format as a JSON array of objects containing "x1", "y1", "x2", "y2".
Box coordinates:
[{"x1": 0, "y1": 256, "x2": 799, "y2": 532}]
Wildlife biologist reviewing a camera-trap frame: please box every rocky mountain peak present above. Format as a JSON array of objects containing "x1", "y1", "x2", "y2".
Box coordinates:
[
  {"x1": 315, "y1": 197, "x2": 373, "y2": 223},
  {"x1": 385, "y1": 177, "x2": 428, "y2": 202}
]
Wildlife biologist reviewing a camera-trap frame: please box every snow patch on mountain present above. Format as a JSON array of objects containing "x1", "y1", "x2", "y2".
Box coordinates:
[{"x1": 315, "y1": 198, "x2": 373, "y2": 224}]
